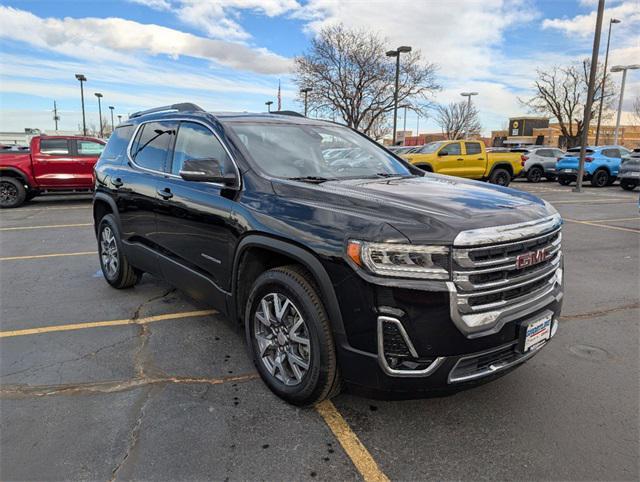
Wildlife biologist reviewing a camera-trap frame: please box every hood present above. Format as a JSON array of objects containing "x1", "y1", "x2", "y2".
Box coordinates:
[{"x1": 272, "y1": 174, "x2": 554, "y2": 244}]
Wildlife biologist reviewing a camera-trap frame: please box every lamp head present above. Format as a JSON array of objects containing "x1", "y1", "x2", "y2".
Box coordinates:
[
  {"x1": 397, "y1": 46, "x2": 412, "y2": 53},
  {"x1": 75, "y1": 74, "x2": 86, "y2": 81}
]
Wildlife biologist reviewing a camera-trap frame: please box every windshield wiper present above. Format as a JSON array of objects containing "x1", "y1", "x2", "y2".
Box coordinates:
[{"x1": 286, "y1": 176, "x2": 334, "y2": 184}]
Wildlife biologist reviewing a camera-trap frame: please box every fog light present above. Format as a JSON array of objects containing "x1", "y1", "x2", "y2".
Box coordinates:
[{"x1": 551, "y1": 318, "x2": 559, "y2": 338}]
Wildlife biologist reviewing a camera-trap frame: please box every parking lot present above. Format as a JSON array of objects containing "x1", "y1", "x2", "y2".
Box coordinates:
[{"x1": 0, "y1": 180, "x2": 638, "y2": 481}]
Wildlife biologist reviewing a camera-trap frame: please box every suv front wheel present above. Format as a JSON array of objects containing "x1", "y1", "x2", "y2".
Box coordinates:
[
  {"x1": 98, "y1": 214, "x2": 142, "y2": 288},
  {"x1": 245, "y1": 265, "x2": 341, "y2": 406}
]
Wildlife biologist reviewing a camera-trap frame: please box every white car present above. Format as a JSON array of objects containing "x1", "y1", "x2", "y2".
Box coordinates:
[{"x1": 519, "y1": 146, "x2": 565, "y2": 183}]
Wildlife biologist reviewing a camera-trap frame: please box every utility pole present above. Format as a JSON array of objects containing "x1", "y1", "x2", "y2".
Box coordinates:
[
  {"x1": 386, "y1": 46, "x2": 412, "y2": 145},
  {"x1": 265, "y1": 101, "x2": 273, "y2": 113},
  {"x1": 53, "y1": 100, "x2": 60, "y2": 131},
  {"x1": 595, "y1": 18, "x2": 620, "y2": 145},
  {"x1": 460, "y1": 92, "x2": 479, "y2": 138},
  {"x1": 95, "y1": 93, "x2": 103, "y2": 138},
  {"x1": 575, "y1": 0, "x2": 605, "y2": 193},
  {"x1": 300, "y1": 87, "x2": 312, "y2": 116},
  {"x1": 611, "y1": 64, "x2": 640, "y2": 144},
  {"x1": 109, "y1": 106, "x2": 115, "y2": 132},
  {"x1": 75, "y1": 74, "x2": 87, "y2": 135}
]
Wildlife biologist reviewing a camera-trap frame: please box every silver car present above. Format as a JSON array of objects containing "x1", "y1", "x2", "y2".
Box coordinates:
[
  {"x1": 618, "y1": 148, "x2": 640, "y2": 191},
  {"x1": 519, "y1": 146, "x2": 565, "y2": 183}
]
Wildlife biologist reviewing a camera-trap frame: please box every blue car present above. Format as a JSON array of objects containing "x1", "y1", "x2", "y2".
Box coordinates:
[{"x1": 556, "y1": 145, "x2": 632, "y2": 187}]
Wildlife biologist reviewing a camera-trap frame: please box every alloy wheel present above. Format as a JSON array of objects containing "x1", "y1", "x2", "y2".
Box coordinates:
[
  {"x1": 253, "y1": 292, "x2": 311, "y2": 386},
  {"x1": 0, "y1": 181, "x2": 18, "y2": 205},
  {"x1": 100, "y1": 226, "x2": 119, "y2": 278}
]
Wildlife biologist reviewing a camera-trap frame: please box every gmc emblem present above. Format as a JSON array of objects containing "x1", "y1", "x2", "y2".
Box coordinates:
[{"x1": 516, "y1": 248, "x2": 549, "y2": 269}]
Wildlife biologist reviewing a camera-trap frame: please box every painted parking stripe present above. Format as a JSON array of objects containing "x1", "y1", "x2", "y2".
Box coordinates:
[
  {"x1": 316, "y1": 400, "x2": 390, "y2": 482},
  {"x1": 0, "y1": 223, "x2": 92, "y2": 231},
  {"x1": 0, "y1": 205, "x2": 92, "y2": 213},
  {"x1": 564, "y1": 218, "x2": 640, "y2": 233},
  {"x1": 551, "y1": 199, "x2": 634, "y2": 204},
  {"x1": 577, "y1": 217, "x2": 639, "y2": 223},
  {"x1": 0, "y1": 251, "x2": 97, "y2": 261},
  {"x1": 0, "y1": 309, "x2": 216, "y2": 338}
]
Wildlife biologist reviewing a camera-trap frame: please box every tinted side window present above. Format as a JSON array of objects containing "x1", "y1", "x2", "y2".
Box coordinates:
[
  {"x1": 536, "y1": 149, "x2": 551, "y2": 157},
  {"x1": 77, "y1": 141, "x2": 105, "y2": 156},
  {"x1": 171, "y1": 122, "x2": 229, "y2": 175},
  {"x1": 440, "y1": 143, "x2": 461, "y2": 156},
  {"x1": 131, "y1": 121, "x2": 176, "y2": 172},
  {"x1": 101, "y1": 125, "x2": 135, "y2": 160},
  {"x1": 465, "y1": 142, "x2": 481, "y2": 155},
  {"x1": 602, "y1": 149, "x2": 620, "y2": 158},
  {"x1": 40, "y1": 139, "x2": 69, "y2": 155}
]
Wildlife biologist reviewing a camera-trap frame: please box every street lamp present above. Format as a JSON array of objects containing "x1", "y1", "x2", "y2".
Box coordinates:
[
  {"x1": 265, "y1": 100, "x2": 273, "y2": 113},
  {"x1": 610, "y1": 64, "x2": 640, "y2": 145},
  {"x1": 94, "y1": 93, "x2": 104, "y2": 138},
  {"x1": 117, "y1": 114, "x2": 122, "y2": 123},
  {"x1": 108, "y1": 106, "x2": 115, "y2": 132},
  {"x1": 300, "y1": 87, "x2": 313, "y2": 116},
  {"x1": 460, "y1": 92, "x2": 479, "y2": 138},
  {"x1": 595, "y1": 18, "x2": 621, "y2": 145},
  {"x1": 75, "y1": 74, "x2": 87, "y2": 136},
  {"x1": 386, "y1": 45, "x2": 412, "y2": 145}
]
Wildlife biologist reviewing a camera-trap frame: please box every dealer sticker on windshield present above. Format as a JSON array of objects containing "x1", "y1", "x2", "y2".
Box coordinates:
[{"x1": 522, "y1": 315, "x2": 552, "y2": 352}]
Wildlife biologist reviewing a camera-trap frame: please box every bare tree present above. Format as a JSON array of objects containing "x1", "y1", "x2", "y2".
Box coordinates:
[
  {"x1": 294, "y1": 24, "x2": 439, "y2": 138},
  {"x1": 434, "y1": 101, "x2": 481, "y2": 140},
  {"x1": 633, "y1": 96, "x2": 640, "y2": 126},
  {"x1": 521, "y1": 60, "x2": 615, "y2": 148}
]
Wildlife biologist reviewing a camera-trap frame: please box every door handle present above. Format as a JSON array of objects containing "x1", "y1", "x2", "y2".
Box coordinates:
[
  {"x1": 477, "y1": 158, "x2": 484, "y2": 160},
  {"x1": 111, "y1": 177, "x2": 123, "y2": 188},
  {"x1": 457, "y1": 158, "x2": 464, "y2": 161},
  {"x1": 157, "y1": 187, "x2": 173, "y2": 200}
]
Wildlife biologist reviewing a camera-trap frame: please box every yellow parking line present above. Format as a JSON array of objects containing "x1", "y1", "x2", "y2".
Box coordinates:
[
  {"x1": 0, "y1": 251, "x2": 97, "y2": 261},
  {"x1": 0, "y1": 309, "x2": 216, "y2": 338},
  {"x1": 578, "y1": 217, "x2": 639, "y2": 223},
  {"x1": 316, "y1": 400, "x2": 389, "y2": 482},
  {"x1": 0, "y1": 223, "x2": 92, "y2": 231},
  {"x1": 564, "y1": 218, "x2": 640, "y2": 233}
]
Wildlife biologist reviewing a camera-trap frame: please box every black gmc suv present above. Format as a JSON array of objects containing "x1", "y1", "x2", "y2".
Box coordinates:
[{"x1": 93, "y1": 103, "x2": 564, "y2": 405}]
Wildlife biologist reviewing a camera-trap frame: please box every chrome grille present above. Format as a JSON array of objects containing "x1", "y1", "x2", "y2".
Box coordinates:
[
  {"x1": 453, "y1": 226, "x2": 561, "y2": 315},
  {"x1": 448, "y1": 215, "x2": 564, "y2": 337}
]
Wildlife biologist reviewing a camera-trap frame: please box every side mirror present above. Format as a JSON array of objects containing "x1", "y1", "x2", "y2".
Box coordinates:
[
  {"x1": 179, "y1": 158, "x2": 236, "y2": 186},
  {"x1": 438, "y1": 151, "x2": 448, "y2": 157}
]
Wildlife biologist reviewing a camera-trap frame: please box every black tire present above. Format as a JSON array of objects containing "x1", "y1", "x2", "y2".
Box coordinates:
[
  {"x1": 526, "y1": 166, "x2": 543, "y2": 183},
  {"x1": 545, "y1": 174, "x2": 557, "y2": 182},
  {"x1": 416, "y1": 164, "x2": 432, "y2": 172},
  {"x1": 606, "y1": 176, "x2": 616, "y2": 186},
  {"x1": 620, "y1": 179, "x2": 639, "y2": 191},
  {"x1": 0, "y1": 177, "x2": 26, "y2": 208},
  {"x1": 245, "y1": 265, "x2": 341, "y2": 406},
  {"x1": 97, "y1": 214, "x2": 142, "y2": 289},
  {"x1": 558, "y1": 177, "x2": 572, "y2": 186},
  {"x1": 590, "y1": 169, "x2": 609, "y2": 188},
  {"x1": 489, "y1": 168, "x2": 511, "y2": 186}
]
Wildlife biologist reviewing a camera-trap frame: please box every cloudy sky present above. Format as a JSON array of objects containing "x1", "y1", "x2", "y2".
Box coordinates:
[{"x1": 0, "y1": 0, "x2": 638, "y2": 135}]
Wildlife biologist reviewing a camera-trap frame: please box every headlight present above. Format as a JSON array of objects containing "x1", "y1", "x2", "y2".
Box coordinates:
[{"x1": 347, "y1": 240, "x2": 450, "y2": 279}]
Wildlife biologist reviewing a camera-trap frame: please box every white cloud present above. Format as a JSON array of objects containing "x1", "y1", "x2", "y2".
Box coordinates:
[
  {"x1": 0, "y1": 6, "x2": 292, "y2": 74},
  {"x1": 542, "y1": 1, "x2": 640, "y2": 38},
  {"x1": 130, "y1": 0, "x2": 301, "y2": 40}
]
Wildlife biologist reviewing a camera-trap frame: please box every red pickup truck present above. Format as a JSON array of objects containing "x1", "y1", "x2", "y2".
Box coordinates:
[{"x1": 0, "y1": 135, "x2": 105, "y2": 208}]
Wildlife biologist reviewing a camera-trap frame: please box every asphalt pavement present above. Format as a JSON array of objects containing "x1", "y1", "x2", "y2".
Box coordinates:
[{"x1": 1, "y1": 180, "x2": 638, "y2": 481}]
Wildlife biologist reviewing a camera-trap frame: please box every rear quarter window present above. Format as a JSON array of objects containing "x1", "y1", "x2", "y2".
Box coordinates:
[
  {"x1": 100, "y1": 125, "x2": 135, "y2": 160},
  {"x1": 40, "y1": 139, "x2": 70, "y2": 155}
]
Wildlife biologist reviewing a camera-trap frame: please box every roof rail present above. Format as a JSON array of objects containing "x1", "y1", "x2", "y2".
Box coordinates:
[
  {"x1": 273, "y1": 110, "x2": 305, "y2": 118},
  {"x1": 130, "y1": 103, "x2": 205, "y2": 119}
]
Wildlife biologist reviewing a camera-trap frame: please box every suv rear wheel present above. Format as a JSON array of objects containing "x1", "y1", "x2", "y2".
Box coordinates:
[
  {"x1": 0, "y1": 177, "x2": 26, "y2": 208},
  {"x1": 526, "y1": 166, "x2": 543, "y2": 183},
  {"x1": 621, "y1": 179, "x2": 639, "y2": 191},
  {"x1": 590, "y1": 168, "x2": 609, "y2": 188},
  {"x1": 245, "y1": 265, "x2": 340, "y2": 406},
  {"x1": 98, "y1": 214, "x2": 142, "y2": 288}
]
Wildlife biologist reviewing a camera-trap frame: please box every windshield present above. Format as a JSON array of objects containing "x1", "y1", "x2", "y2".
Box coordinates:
[
  {"x1": 419, "y1": 142, "x2": 444, "y2": 154},
  {"x1": 229, "y1": 122, "x2": 412, "y2": 180}
]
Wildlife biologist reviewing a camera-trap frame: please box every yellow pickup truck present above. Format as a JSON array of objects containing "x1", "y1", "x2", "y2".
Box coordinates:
[{"x1": 402, "y1": 140, "x2": 522, "y2": 186}]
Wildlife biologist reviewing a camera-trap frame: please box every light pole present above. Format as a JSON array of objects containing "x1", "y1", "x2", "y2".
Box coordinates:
[
  {"x1": 75, "y1": 74, "x2": 87, "y2": 135},
  {"x1": 94, "y1": 93, "x2": 104, "y2": 138},
  {"x1": 595, "y1": 18, "x2": 621, "y2": 145},
  {"x1": 460, "y1": 92, "x2": 478, "y2": 138},
  {"x1": 300, "y1": 87, "x2": 312, "y2": 116},
  {"x1": 611, "y1": 64, "x2": 640, "y2": 145},
  {"x1": 109, "y1": 106, "x2": 115, "y2": 132},
  {"x1": 416, "y1": 114, "x2": 420, "y2": 138},
  {"x1": 265, "y1": 101, "x2": 273, "y2": 113},
  {"x1": 386, "y1": 46, "x2": 412, "y2": 145},
  {"x1": 575, "y1": 0, "x2": 605, "y2": 193},
  {"x1": 117, "y1": 115, "x2": 122, "y2": 124}
]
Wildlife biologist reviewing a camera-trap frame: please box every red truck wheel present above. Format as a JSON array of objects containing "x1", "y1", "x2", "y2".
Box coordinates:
[{"x1": 0, "y1": 177, "x2": 26, "y2": 208}]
